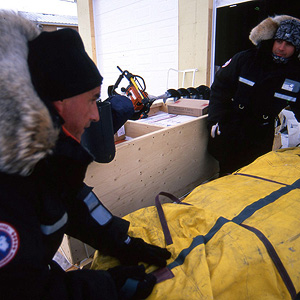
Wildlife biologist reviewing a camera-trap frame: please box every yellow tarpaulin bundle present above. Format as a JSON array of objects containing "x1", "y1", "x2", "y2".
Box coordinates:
[{"x1": 92, "y1": 148, "x2": 300, "y2": 299}]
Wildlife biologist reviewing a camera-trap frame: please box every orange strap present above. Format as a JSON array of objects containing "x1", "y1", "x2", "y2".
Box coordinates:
[{"x1": 62, "y1": 126, "x2": 80, "y2": 144}]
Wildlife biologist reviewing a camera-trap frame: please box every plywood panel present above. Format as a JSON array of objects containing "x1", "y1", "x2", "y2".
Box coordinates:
[{"x1": 85, "y1": 115, "x2": 218, "y2": 217}]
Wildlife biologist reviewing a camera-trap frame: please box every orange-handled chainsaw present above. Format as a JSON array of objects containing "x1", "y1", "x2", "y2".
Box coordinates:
[
  {"x1": 108, "y1": 66, "x2": 182, "y2": 119},
  {"x1": 108, "y1": 66, "x2": 153, "y2": 119}
]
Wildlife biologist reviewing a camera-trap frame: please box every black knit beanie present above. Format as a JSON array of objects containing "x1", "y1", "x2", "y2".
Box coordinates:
[{"x1": 28, "y1": 28, "x2": 103, "y2": 102}]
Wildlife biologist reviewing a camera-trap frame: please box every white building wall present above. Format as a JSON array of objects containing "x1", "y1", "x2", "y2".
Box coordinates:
[
  {"x1": 216, "y1": 0, "x2": 253, "y2": 8},
  {"x1": 93, "y1": 0, "x2": 178, "y2": 99}
]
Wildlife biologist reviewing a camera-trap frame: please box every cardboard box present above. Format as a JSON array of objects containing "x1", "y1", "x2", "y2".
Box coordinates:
[
  {"x1": 167, "y1": 99, "x2": 209, "y2": 117},
  {"x1": 114, "y1": 125, "x2": 126, "y2": 142},
  {"x1": 272, "y1": 132, "x2": 282, "y2": 150}
]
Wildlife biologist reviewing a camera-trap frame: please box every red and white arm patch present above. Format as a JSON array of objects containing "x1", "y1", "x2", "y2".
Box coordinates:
[{"x1": 0, "y1": 222, "x2": 20, "y2": 268}]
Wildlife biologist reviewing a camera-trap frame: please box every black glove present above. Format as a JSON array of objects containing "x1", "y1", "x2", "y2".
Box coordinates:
[
  {"x1": 108, "y1": 265, "x2": 156, "y2": 300},
  {"x1": 116, "y1": 237, "x2": 171, "y2": 267}
]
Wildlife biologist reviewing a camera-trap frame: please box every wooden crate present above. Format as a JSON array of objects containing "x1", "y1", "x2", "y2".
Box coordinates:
[
  {"x1": 60, "y1": 234, "x2": 95, "y2": 267},
  {"x1": 85, "y1": 104, "x2": 218, "y2": 217}
]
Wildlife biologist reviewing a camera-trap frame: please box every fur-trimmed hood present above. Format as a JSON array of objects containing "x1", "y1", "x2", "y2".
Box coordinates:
[
  {"x1": 0, "y1": 11, "x2": 58, "y2": 176},
  {"x1": 249, "y1": 15, "x2": 300, "y2": 46}
]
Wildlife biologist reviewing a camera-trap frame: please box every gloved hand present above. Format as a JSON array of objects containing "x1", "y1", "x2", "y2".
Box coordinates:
[
  {"x1": 108, "y1": 265, "x2": 156, "y2": 300},
  {"x1": 116, "y1": 236, "x2": 171, "y2": 267},
  {"x1": 210, "y1": 122, "x2": 221, "y2": 138}
]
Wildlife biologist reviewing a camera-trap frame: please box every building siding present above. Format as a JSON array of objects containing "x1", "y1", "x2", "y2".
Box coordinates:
[{"x1": 93, "y1": 0, "x2": 179, "y2": 99}]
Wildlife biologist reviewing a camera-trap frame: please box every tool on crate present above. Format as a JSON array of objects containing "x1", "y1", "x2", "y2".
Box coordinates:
[
  {"x1": 196, "y1": 85, "x2": 211, "y2": 99},
  {"x1": 108, "y1": 66, "x2": 182, "y2": 119},
  {"x1": 108, "y1": 66, "x2": 153, "y2": 119},
  {"x1": 150, "y1": 89, "x2": 181, "y2": 103},
  {"x1": 187, "y1": 87, "x2": 200, "y2": 99},
  {"x1": 177, "y1": 88, "x2": 190, "y2": 98}
]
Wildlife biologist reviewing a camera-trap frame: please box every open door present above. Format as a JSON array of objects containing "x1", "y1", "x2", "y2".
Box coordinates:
[{"x1": 212, "y1": 0, "x2": 300, "y2": 81}]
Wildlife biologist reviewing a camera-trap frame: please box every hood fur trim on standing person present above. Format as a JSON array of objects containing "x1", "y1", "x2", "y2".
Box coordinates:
[
  {"x1": 0, "y1": 11, "x2": 59, "y2": 176},
  {"x1": 249, "y1": 15, "x2": 300, "y2": 46}
]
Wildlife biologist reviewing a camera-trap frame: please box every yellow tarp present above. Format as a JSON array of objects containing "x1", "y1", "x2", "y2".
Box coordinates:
[{"x1": 92, "y1": 148, "x2": 300, "y2": 299}]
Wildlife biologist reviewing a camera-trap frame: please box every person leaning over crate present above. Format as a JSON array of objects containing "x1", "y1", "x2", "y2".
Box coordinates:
[
  {"x1": 0, "y1": 11, "x2": 170, "y2": 300},
  {"x1": 207, "y1": 15, "x2": 300, "y2": 175}
]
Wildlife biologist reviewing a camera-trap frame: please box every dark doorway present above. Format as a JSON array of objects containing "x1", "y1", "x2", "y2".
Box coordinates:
[{"x1": 215, "y1": 0, "x2": 300, "y2": 68}]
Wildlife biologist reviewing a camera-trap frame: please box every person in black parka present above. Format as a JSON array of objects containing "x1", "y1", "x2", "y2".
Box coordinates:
[
  {"x1": 207, "y1": 15, "x2": 300, "y2": 175},
  {"x1": 0, "y1": 11, "x2": 170, "y2": 300}
]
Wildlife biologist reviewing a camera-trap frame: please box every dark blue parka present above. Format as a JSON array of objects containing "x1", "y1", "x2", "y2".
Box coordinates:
[
  {"x1": 0, "y1": 12, "x2": 169, "y2": 300},
  {"x1": 207, "y1": 40, "x2": 300, "y2": 173},
  {"x1": 0, "y1": 129, "x2": 132, "y2": 300},
  {"x1": 0, "y1": 11, "x2": 130, "y2": 300}
]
